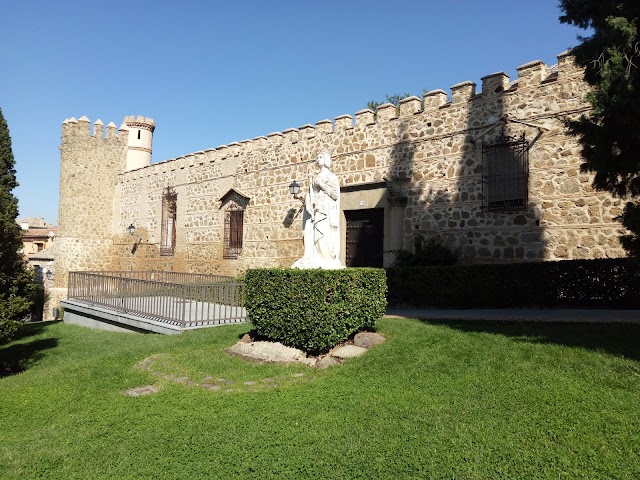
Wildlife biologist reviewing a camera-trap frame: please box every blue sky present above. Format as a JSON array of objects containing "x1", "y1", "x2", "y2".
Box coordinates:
[{"x1": 1, "y1": 1, "x2": 586, "y2": 225}]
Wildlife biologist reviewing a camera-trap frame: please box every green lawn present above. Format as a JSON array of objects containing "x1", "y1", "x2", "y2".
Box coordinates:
[{"x1": 1, "y1": 318, "x2": 639, "y2": 479}]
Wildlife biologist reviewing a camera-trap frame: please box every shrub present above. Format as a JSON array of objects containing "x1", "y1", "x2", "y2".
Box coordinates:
[
  {"x1": 386, "y1": 258, "x2": 640, "y2": 309},
  {"x1": 0, "y1": 318, "x2": 20, "y2": 343},
  {"x1": 29, "y1": 283, "x2": 47, "y2": 322},
  {"x1": 245, "y1": 268, "x2": 387, "y2": 354},
  {"x1": 0, "y1": 268, "x2": 40, "y2": 342},
  {"x1": 392, "y1": 235, "x2": 459, "y2": 267}
]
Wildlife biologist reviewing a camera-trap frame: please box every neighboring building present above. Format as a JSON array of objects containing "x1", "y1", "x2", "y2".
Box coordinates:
[
  {"x1": 52, "y1": 51, "x2": 627, "y2": 304},
  {"x1": 28, "y1": 244, "x2": 56, "y2": 280},
  {"x1": 29, "y1": 244, "x2": 57, "y2": 321},
  {"x1": 18, "y1": 218, "x2": 57, "y2": 258},
  {"x1": 16, "y1": 218, "x2": 58, "y2": 320}
]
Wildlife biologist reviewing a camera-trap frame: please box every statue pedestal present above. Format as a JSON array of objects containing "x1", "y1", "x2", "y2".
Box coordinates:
[{"x1": 291, "y1": 256, "x2": 343, "y2": 270}]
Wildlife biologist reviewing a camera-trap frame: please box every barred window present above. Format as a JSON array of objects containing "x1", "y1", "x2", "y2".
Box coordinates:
[
  {"x1": 161, "y1": 187, "x2": 177, "y2": 256},
  {"x1": 482, "y1": 131, "x2": 529, "y2": 212},
  {"x1": 223, "y1": 208, "x2": 244, "y2": 259}
]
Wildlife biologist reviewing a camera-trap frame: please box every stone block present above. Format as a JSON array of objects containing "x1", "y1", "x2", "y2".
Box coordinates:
[
  {"x1": 353, "y1": 332, "x2": 386, "y2": 348},
  {"x1": 451, "y1": 81, "x2": 476, "y2": 103},
  {"x1": 330, "y1": 345, "x2": 367, "y2": 359},
  {"x1": 481, "y1": 72, "x2": 509, "y2": 95}
]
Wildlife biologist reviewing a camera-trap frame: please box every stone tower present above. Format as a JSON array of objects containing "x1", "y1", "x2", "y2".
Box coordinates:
[
  {"x1": 54, "y1": 116, "x2": 132, "y2": 295},
  {"x1": 123, "y1": 115, "x2": 155, "y2": 171}
]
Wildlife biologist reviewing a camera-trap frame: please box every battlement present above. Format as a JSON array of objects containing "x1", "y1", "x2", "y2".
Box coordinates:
[
  {"x1": 121, "y1": 50, "x2": 585, "y2": 179},
  {"x1": 125, "y1": 115, "x2": 155, "y2": 125},
  {"x1": 61, "y1": 114, "x2": 156, "y2": 140},
  {"x1": 62, "y1": 116, "x2": 126, "y2": 140},
  {"x1": 124, "y1": 115, "x2": 155, "y2": 132}
]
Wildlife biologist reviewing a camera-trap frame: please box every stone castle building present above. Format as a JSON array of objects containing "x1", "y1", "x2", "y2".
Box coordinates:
[{"x1": 52, "y1": 50, "x2": 627, "y2": 303}]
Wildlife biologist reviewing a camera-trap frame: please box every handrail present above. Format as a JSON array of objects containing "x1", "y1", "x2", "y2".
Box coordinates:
[
  {"x1": 74, "y1": 271, "x2": 235, "y2": 284},
  {"x1": 67, "y1": 271, "x2": 246, "y2": 327}
]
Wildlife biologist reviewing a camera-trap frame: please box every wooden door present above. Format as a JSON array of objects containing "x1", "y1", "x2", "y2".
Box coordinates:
[{"x1": 345, "y1": 208, "x2": 384, "y2": 267}]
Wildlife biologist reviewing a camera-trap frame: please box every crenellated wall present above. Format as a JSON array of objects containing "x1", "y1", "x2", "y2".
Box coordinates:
[
  {"x1": 56, "y1": 116, "x2": 128, "y2": 288},
  {"x1": 57, "y1": 50, "x2": 628, "y2": 288}
]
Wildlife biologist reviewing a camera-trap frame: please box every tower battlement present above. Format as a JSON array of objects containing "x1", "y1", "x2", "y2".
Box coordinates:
[
  {"x1": 124, "y1": 115, "x2": 155, "y2": 131},
  {"x1": 62, "y1": 116, "x2": 125, "y2": 140}
]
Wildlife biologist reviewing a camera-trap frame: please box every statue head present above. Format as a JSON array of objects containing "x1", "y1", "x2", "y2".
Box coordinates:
[{"x1": 317, "y1": 150, "x2": 332, "y2": 168}]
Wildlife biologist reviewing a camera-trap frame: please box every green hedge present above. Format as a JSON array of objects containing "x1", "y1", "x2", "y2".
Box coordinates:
[
  {"x1": 245, "y1": 268, "x2": 387, "y2": 354},
  {"x1": 386, "y1": 258, "x2": 640, "y2": 309}
]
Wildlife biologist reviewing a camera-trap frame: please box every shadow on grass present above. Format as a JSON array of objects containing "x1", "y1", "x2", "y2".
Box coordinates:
[
  {"x1": 0, "y1": 322, "x2": 60, "y2": 377},
  {"x1": 9, "y1": 321, "x2": 58, "y2": 342},
  {"x1": 421, "y1": 319, "x2": 640, "y2": 362}
]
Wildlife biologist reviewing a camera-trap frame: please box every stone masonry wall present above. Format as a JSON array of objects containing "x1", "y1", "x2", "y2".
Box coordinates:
[
  {"x1": 56, "y1": 117, "x2": 127, "y2": 288},
  {"x1": 102, "y1": 51, "x2": 627, "y2": 276}
]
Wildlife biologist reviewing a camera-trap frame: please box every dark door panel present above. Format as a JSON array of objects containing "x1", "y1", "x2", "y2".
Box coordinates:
[{"x1": 345, "y1": 209, "x2": 384, "y2": 267}]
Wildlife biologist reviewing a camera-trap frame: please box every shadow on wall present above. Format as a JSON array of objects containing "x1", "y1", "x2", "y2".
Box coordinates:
[
  {"x1": 387, "y1": 115, "x2": 419, "y2": 260},
  {"x1": 282, "y1": 206, "x2": 303, "y2": 229},
  {"x1": 454, "y1": 71, "x2": 547, "y2": 263},
  {"x1": 114, "y1": 227, "x2": 172, "y2": 271},
  {"x1": 383, "y1": 72, "x2": 551, "y2": 264}
]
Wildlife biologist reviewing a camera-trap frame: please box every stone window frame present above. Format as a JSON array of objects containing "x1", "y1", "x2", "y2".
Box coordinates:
[
  {"x1": 482, "y1": 131, "x2": 529, "y2": 212},
  {"x1": 160, "y1": 187, "x2": 177, "y2": 256},
  {"x1": 223, "y1": 207, "x2": 244, "y2": 259},
  {"x1": 219, "y1": 188, "x2": 250, "y2": 260}
]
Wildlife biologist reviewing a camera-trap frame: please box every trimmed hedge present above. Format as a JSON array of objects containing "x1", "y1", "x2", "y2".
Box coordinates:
[
  {"x1": 386, "y1": 258, "x2": 640, "y2": 309},
  {"x1": 245, "y1": 268, "x2": 387, "y2": 354}
]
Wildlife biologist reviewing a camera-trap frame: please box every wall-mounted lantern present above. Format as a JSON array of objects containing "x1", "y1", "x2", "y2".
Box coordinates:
[
  {"x1": 127, "y1": 224, "x2": 143, "y2": 244},
  {"x1": 289, "y1": 180, "x2": 305, "y2": 203}
]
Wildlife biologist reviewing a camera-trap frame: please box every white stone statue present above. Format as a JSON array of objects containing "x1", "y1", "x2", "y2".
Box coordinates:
[{"x1": 292, "y1": 150, "x2": 343, "y2": 269}]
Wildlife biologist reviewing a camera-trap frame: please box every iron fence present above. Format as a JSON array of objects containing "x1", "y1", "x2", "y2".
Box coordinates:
[{"x1": 67, "y1": 271, "x2": 246, "y2": 327}]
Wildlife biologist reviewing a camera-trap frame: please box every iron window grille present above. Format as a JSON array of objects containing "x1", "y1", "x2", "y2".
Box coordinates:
[
  {"x1": 160, "y1": 187, "x2": 177, "y2": 256},
  {"x1": 482, "y1": 130, "x2": 529, "y2": 212},
  {"x1": 223, "y1": 207, "x2": 244, "y2": 259}
]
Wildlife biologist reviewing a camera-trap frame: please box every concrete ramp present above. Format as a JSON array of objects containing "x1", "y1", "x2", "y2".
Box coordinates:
[{"x1": 62, "y1": 298, "x2": 247, "y2": 335}]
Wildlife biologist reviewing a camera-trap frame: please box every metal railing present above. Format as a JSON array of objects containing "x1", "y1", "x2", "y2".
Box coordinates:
[
  {"x1": 68, "y1": 271, "x2": 246, "y2": 327},
  {"x1": 86, "y1": 271, "x2": 235, "y2": 284}
]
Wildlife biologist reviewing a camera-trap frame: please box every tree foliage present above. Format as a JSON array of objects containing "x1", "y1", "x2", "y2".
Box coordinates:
[
  {"x1": 367, "y1": 92, "x2": 414, "y2": 114},
  {"x1": 559, "y1": 1, "x2": 640, "y2": 254},
  {"x1": 0, "y1": 106, "x2": 36, "y2": 341}
]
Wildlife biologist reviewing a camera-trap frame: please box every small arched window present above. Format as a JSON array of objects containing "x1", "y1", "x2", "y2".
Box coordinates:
[
  {"x1": 224, "y1": 207, "x2": 244, "y2": 259},
  {"x1": 219, "y1": 188, "x2": 250, "y2": 260},
  {"x1": 161, "y1": 187, "x2": 177, "y2": 256}
]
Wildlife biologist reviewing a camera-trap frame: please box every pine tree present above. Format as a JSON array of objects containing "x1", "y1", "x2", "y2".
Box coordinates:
[
  {"x1": 559, "y1": 1, "x2": 640, "y2": 254},
  {"x1": 0, "y1": 106, "x2": 35, "y2": 341}
]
